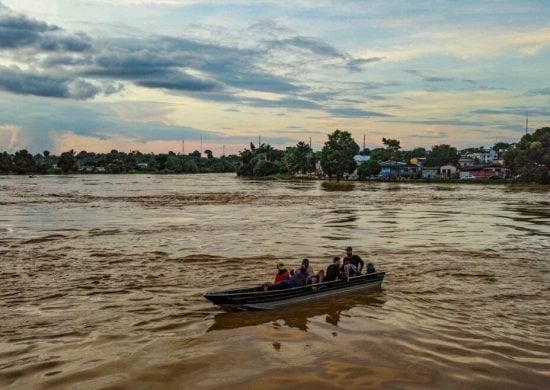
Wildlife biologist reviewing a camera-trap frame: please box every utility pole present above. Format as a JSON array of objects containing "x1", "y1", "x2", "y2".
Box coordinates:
[
  {"x1": 181, "y1": 140, "x2": 185, "y2": 155},
  {"x1": 258, "y1": 135, "x2": 261, "y2": 146},
  {"x1": 200, "y1": 135, "x2": 203, "y2": 152},
  {"x1": 526, "y1": 110, "x2": 529, "y2": 134},
  {"x1": 363, "y1": 134, "x2": 366, "y2": 151},
  {"x1": 222, "y1": 144, "x2": 225, "y2": 157}
]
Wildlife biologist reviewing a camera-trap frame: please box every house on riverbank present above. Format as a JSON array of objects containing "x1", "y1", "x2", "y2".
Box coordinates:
[
  {"x1": 459, "y1": 164, "x2": 509, "y2": 179},
  {"x1": 421, "y1": 165, "x2": 458, "y2": 179},
  {"x1": 379, "y1": 161, "x2": 421, "y2": 178}
]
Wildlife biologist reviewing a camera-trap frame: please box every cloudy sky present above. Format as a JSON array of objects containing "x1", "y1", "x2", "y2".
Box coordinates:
[{"x1": 0, "y1": 0, "x2": 548, "y2": 155}]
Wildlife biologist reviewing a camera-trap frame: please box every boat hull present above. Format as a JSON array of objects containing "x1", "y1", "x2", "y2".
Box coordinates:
[{"x1": 204, "y1": 271, "x2": 385, "y2": 310}]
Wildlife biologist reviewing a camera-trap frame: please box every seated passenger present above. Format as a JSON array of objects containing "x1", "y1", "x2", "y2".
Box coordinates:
[
  {"x1": 262, "y1": 262, "x2": 290, "y2": 290},
  {"x1": 305, "y1": 259, "x2": 325, "y2": 284},
  {"x1": 274, "y1": 262, "x2": 290, "y2": 283},
  {"x1": 325, "y1": 256, "x2": 344, "y2": 282},
  {"x1": 342, "y1": 246, "x2": 364, "y2": 280},
  {"x1": 366, "y1": 262, "x2": 376, "y2": 274},
  {"x1": 268, "y1": 258, "x2": 310, "y2": 290}
]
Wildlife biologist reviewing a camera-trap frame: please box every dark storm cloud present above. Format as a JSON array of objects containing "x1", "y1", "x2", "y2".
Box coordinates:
[
  {"x1": 266, "y1": 35, "x2": 382, "y2": 72},
  {"x1": 242, "y1": 96, "x2": 321, "y2": 110},
  {"x1": 0, "y1": 2, "x2": 388, "y2": 121},
  {"x1": 271, "y1": 36, "x2": 342, "y2": 57},
  {"x1": 0, "y1": 66, "x2": 67, "y2": 98},
  {"x1": 328, "y1": 107, "x2": 391, "y2": 117},
  {"x1": 137, "y1": 76, "x2": 219, "y2": 92},
  {"x1": 67, "y1": 79, "x2": 100, "y2": 100},
  {"x1": 1, "y1": 3, "x2": 300, "y2": 98},
  {"x1": 423, "y1": 76, "x2": 454, "y2": 83},
  {"x1": 525, "y1": 87, "x2": 550, "y2": 96},
  {"x1": 0, "y1": 65, "x2": 98, "y2": 99},
  {"x1": 0, "y1": 3, "x2": 91, "y2": 51},
  {"x1": 68, "y1": 36, "x2": 300, "y2": 94},
  {"x1": 405, "y1": 70, "x2": 455, "y2": 83},
  {"x1": 0, "y1": 3, "x2": 58, "y2": 48},
  {"x1": 345, "y1": 57, "x2": 384, "y2": 71},
  {"x1": 40, "y1": 53, "x2": 93, "y2": 67},
  {"x1": 471, "y1": 107, "x2": 550, "y2": 116},
  {"x1": 0, "y1": 65, "x2": 118, "y2": 99},
  {"x1": 403, "y1": 119, "x2": 485, "y2": 126}
]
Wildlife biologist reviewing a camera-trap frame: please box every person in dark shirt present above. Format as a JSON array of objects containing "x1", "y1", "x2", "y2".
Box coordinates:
[
  {"x1": 342, "y1": 246, "x2": 364, "y2": 280},
  {"x1": 325, "y1": 256, "x2": 344, "y2": 282}
]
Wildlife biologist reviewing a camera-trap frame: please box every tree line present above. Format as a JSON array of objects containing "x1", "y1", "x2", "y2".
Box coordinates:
[
  {"x1": 1, "y1": 127, "x2": 547, "y2": 183},
  {"x1": 0, "y1": 149, "x2": 240, "y2": 174},
  {"x1": 236, "y1": 127, "x2": 549, "y2": 184}
]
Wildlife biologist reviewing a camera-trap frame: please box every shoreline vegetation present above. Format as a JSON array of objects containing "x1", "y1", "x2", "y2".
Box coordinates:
[{"x1": 1, "y1": 127, "x2": 548, "y2": 184}]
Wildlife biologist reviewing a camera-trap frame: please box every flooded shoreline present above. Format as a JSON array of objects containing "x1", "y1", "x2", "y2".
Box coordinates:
[{"x1": 1, "y1": 174, "x2": 548, "y2": 388}]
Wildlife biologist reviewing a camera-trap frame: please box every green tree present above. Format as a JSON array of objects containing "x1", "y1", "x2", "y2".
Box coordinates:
[
  {"x1": 58, "y1": 150, "x2": 77, "y2": 173},
  {"x1": 425, "y1": 144, "x2": 459, "y2": 167},
  {"x1": 357, "y1": 160, "x2": 381, "y2": 179},
  {"x1": 284, "y1": 141, "x2": 316, "y2": 174},
  {"x1": 237, "y1": 143, "x2": 285, "y2": 177},
  {"x1": 493, "y1": 142, "x2": 513, "y2": 159},
  {"x1": 253, "y1": 159, "x2": 277, "y2": 177},
  {"x1": 402, "y1": 147, "x2": 428, "y2": 163},
  {"x1": 156, "y1": 154, "x2": 168, "y2": 171},
  {"x1": 13, "y1": 149, "x2": 36, "y2": 174},
  {"x1": 320, "y1": 129, "x2": 360, "y2": 180},
  {"x1": 369, "y1": 147, "x2": 390, "y2": 162},
  {"x1": 0, "y1": 152, "x2": 13, "y2": 173},
  {"x1": 505, "y1": 127, "x2": 549, "y2": 184},
  {"x1": 237, "y1": 149, "x2": 254, "y2": 176},
  {"x1": 33, "y1": 153, "x2": 50, "y2": 174},
  {"x1": 182, "y1": 159, "x2": 199, "y2": 173},
  {"x1": 382, "y1": 137, "x2": 402, "y2": 161},
  {"x1": 165, "y1": 155, "x2": 183, "y2": 172}
]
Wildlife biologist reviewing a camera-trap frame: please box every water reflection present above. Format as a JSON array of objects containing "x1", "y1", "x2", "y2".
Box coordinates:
[{"x1": 207, "y1": 293, "x2": 386, "y2": 332}]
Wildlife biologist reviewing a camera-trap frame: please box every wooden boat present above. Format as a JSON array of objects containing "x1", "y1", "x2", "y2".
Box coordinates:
[{"x1": 204, "y1": 271, "x2": 385, "y2": 310}]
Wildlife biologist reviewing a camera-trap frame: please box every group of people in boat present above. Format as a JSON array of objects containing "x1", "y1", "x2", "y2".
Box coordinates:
[{"x1": 263, "y1": 246, "x2": 376, "y2": 290}]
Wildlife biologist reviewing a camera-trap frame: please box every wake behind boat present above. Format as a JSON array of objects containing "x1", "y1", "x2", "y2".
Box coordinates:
[{"x1": 204, "y1": 271, "x2": 385, "y2": 310}]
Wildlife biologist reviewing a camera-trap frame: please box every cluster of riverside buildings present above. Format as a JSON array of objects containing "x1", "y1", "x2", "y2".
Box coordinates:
[{"x1": 348, "y1": 148, "x2": 509, "y2": 180}]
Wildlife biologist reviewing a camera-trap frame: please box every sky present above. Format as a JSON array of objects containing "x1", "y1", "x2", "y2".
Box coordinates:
[{"x1": 0, "y1": 0, "x2": 549, "y2": 156}]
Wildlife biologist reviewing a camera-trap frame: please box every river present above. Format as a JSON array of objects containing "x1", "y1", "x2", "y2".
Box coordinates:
[{"x1": 0, "y1": 174, "x2": 548, "y2": 389}]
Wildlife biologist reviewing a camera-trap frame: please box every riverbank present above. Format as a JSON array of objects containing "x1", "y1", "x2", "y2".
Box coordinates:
[
  {"x1": 253, "y1": 174, "x2": 549, "y2": 186},
  {"x1": 7, "y1": 172, "x2": 550, "y2": 187}
]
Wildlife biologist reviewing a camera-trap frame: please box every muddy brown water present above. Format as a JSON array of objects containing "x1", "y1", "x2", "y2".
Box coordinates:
[{"x1": 0, "y1": 174, "x2": 549, "y2": 389}]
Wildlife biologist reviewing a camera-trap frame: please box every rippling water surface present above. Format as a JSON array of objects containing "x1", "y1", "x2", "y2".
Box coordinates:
[{"x1": 0, "y1": 174, "x2": 549, "y2": 389}]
